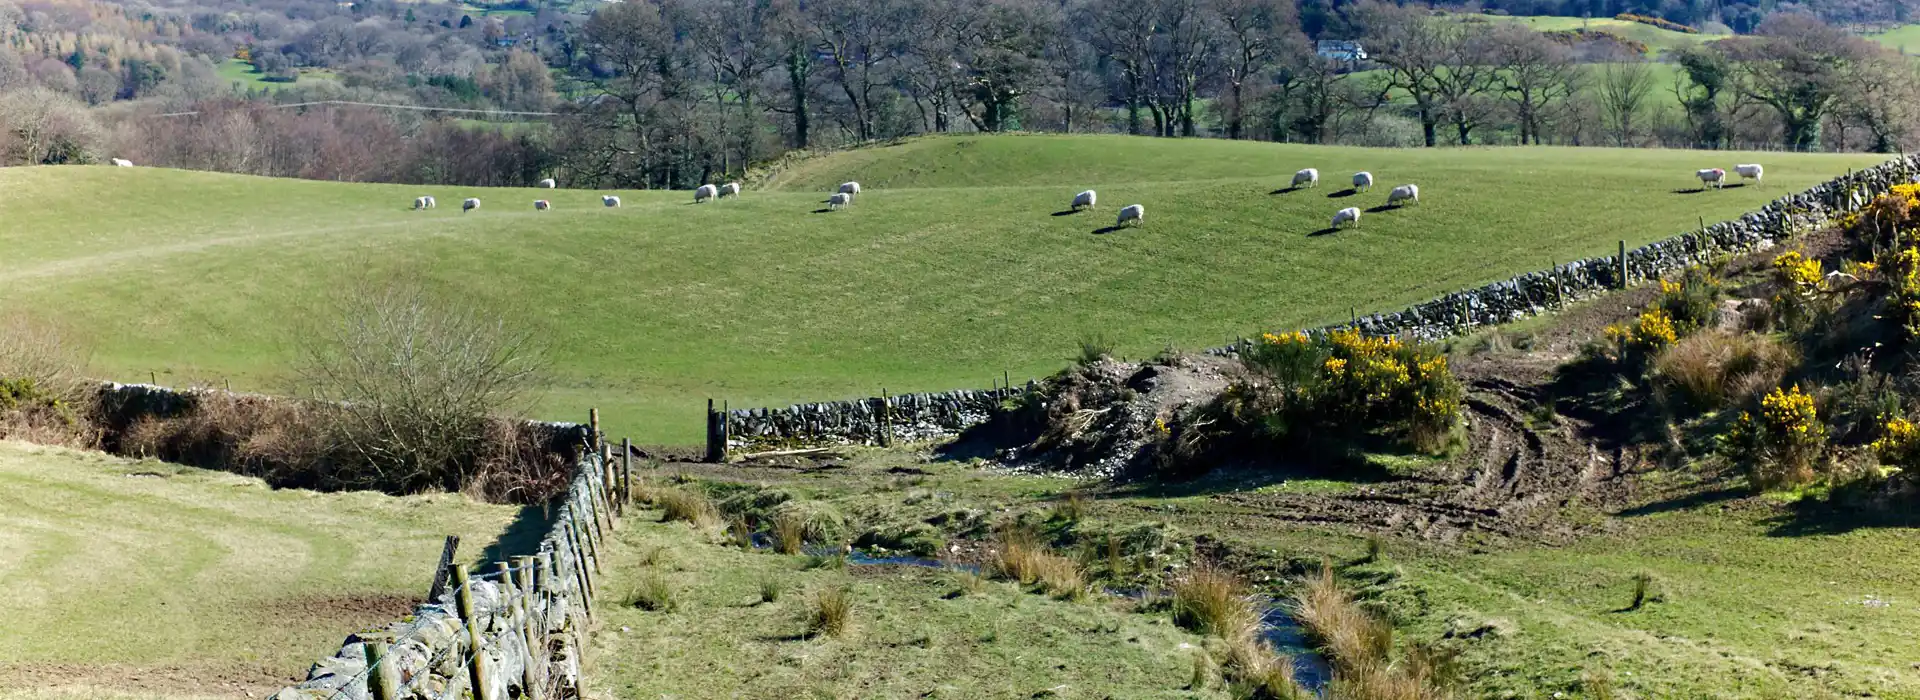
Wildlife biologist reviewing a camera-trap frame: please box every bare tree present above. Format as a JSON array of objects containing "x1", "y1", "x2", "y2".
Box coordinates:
[
  {"x1": 1486, "y1": 23, "x2": 1577, "y2": 145},
  {"x1": 1835, "y1": 51, "x2": 1919, "y2": 153},
  {"x1": 811, "y1": 0, "x2": 907, "y2": 141},
  {"x1": 293, "y1": 279, "x2": 545, "y2": 493},
  {"x1": 958, "y1": 0, "x2": 1056, "y2": 132},
  {"x1": 1356, "y1": 0, "x2": 1450, "y2": 147},
  {"x1": 1084, "y1": 0, "x2": 1158, "y2": 135},
  {"x1": 1595, "y1": 59, "x2": 1657, "y2": 147},
  {"x1": 1210, "y1": 0, "x2": 1297, "y2": 140}
]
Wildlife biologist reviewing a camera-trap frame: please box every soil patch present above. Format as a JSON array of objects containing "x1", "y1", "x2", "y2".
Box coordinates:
[{"x1": 0, "y1": 661, "x2": 292, "y2": 698}]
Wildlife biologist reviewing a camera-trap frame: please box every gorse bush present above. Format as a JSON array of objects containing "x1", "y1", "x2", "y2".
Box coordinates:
[
  {"x1": 1871, "y1": 417, "x2": 1920, "y2": 469},
  {"x1": 1213, "y1": 329, "x2": 1462, "y2": 455},
  {"x1": 1601, "y1": 308, "x2": 1679, "y2": 367},
  {"x1": 1769, "y1": 251, "x2": 1826, "y2": 331},
  {"x1": 1725, "y1": 385, "x2": 1827, "y2": 491},
  {"x1": 1653, "y1": 267, "x2": 1723, "y2": 334}
]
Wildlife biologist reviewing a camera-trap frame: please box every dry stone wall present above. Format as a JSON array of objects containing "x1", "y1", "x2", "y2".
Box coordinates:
[{"x1": 723, "y1": 156, "x2": 1920, "y2": 449}]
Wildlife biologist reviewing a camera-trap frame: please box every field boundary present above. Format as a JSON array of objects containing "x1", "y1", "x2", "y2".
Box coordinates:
[{"x1": 716, "y1": 156, "x2": 1920, "y2": 451}]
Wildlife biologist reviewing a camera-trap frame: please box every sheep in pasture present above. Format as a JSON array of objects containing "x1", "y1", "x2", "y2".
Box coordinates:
[
  {"x1": 1332, "y1": 207, "x2": 1361, "y2": 230},
  {"x1": 828, "y1": 192, "x2": 852, "y2": 210},
  {"x1": 1117, "y1": 204, "x2": 1145, "y2": 228},
  {"x1": 720, "y1": 182, "x2": 741, "y2": 198},
  {"x1": 839, "y1": 181, "x2": 862, "y2": 195},
  {"x1": 413, "y1": 196, "x2": 430, "y2": 210},
  {"x1": 603, "y1": 195, "x2": 621, "y2": 207},
  {"x1": 111, "y1": 158, "x2": 133, "y2": 167},
  {"x1": 422, "y1": 195, "x2": 436, "y2": 209},
  {"x1": 1353, "y1": 171, "x2": 1374, "y2": 192},
  {"x1": 463, "y1": 198, "x2": 481, "y2": 212},
  {"x1": 1387, "y1": 184, "x2": 1420, "y2": 207},
  {"x1": 535, "y1": 200, "x2": 552, "y2": 210},
  {"x1": 695, "y1": 184, "x2": 718, "y2": 203},
  {"x1": 1735, "y1": 164, "x2": 1763, "y2": 184},
  {"x1": 1292, "y1": 168, "x2": 1319, "y2": 188},
  {"x1": 1696, "y1": 168, "x2": 1726, "y2": 189},
  {"x1": 539, "y1": 178, "x2": 556, "y2": 188},
  {"x1": 1071, "y1": 190, "x2": 1096, "y2": 211}
]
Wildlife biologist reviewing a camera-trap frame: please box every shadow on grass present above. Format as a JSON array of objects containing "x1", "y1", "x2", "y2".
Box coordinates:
[
  {"x1": 1093, "y1": 225, "x2": 1128, "y2": 235},
  {"x1": 1766, "y1": 495, "x2": 1920, "y2": 536},
  {"x1": 1614, "y1": 485, "x2": 1747, "y2": 518},
  {"x1": 1327, "y1": 188, "x2": 1358, "y2": 198},
  {"x1": 479, "y1": 502, "x2": 564, "y2": 564},
  {"x1": 811, "y1": 208, "x2": 836, "y2": 214},
  {"x1": 1671, "y1": 188, "x2": 1708, "y2": 195},
  {"x1": 1051, "y1": 210, "x2": 1080, "y2": 217},
  {"x1": 1308, "y1": 227, "x2": 1342, "y2": 237},
  {"x1": 1364, "y1": 204, "x2": 1398, "y2": 214},
  {"x1": 1270, "y1": 186, "x2": 1303, "y2": 195}
]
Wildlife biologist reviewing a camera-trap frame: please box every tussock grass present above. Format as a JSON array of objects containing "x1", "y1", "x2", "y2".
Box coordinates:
[
  {"x1": 726, "y1": 514, "x2": 754, "y2": 548},
  {"x1": 758, "y1": 577, "x2": 783, "y2": 604},
  {"x1": 1299, "y1": 565, "x2": 1454, "y2": 699},
  {"x1": 1652, "y1": 330, "x2": 1794, "y2": 414},
  {"x1": 772, "y1": 511, "x2": 808, "y2": 554},
  {"x1": 987, "y1": 527, "x2": 1086, "y2": 599},
  {"x1": 631, "y1": 570, "x2": 675, "y2": 612},
  {"x1": 1172, "y1": 562, "x2": 1261, "y2": 640},
  {"x1": 805, "y1": 585, "x2": 854, "y2": 638},
  {"x1": 656, "y1": 487, "x2": 719, "y2": 529}
]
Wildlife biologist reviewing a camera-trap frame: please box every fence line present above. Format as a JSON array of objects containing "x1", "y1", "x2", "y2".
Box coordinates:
[{"x1": 271, "y1": 410, "x2": 628, "y2": 700}]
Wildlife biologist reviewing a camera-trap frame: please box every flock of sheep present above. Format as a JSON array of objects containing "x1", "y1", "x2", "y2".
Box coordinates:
[
  {"x1": 1085, "y1": 167, "x2": 1421, "y2": 232},
  {"x1": 1697, "y1": 163, "x2": 1765, "y2": 189},
  {"x1": 411, "y1": 176, "x2": 750, "y2": 213}
]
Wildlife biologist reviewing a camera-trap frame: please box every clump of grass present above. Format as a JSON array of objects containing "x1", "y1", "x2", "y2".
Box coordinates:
[
  {"x1": 630, "y1": 570, "x2": 675, "y2": 611},
  {"x1": 1049, "y1": 492, "x2": 1087, "y2": 523},
  {"x1": 1627, "y1": 572, "x2": 1653, "y2": 611},
  {"x1": 656, "y1": 487, "x2": 719, "y2": 528},
  {"x1": 989, "y1": 527, "x2": 1084, "y2": 597},
  {"x1": 638, "y1": 546, "x2": 672, "y2": 568},
  {"x1": 1077, "y1": 333, "x2": 1115, "y2": 365},
  {"x1": 1297, "y1": 564, "x2": 1455, "y2": 699},
  {"x1": 725, "y1": 514, "x2": 754, "y2": 548},
  {"x1": 1172, "y1": 562, "x2": 1260, "y2": 639},
  {"x1": 1033, "y1": 553, "x2": 1087, "y2": 600},
  {"x1": 758, "y1": 576, "x2": 783, "y2": 604},
  {"x1": 1189, "y1": 649, "x2": 1214, "y2": 690},
  {"x1": 1651, "y1": 330, "x2": 1794, "y2": 414},
  {"x1": 948, "y1": 566, "x2": 989, "y2": 597},
  {"x1": 803, "y1": 551, "x2": 848, "y2": 570},
  {"x1": 1581, "y1": 667, "x2": 1617, "y2": 700},
  {"x1": 771, "y1": 511, "x2": 807, "y2": 554},
  {"x1": 805, "y1": 585, "x2": 854, "y2": 638}
]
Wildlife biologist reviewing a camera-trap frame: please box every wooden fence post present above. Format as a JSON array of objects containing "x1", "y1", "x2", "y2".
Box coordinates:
[
  {"x1": 453, "y1": 566, "x2": 475, "y2": 622},
  {"x1": 515, "y1": 594, "x2": 543, "y2": 700},
  {"x1": 878, "y1": 389, "x2": 892, "y2": 448},
  {"x1": 705, "y1": 399, "x2": 720, "y2": 463},
  {"x1": 363, "y1": 641, "x2": 398, "y2": 700},
  {"x1": 1617, "y1": 240, "x2": 1629, "y2": 289},
  {"x1": 589, "y1": 408, "x2": 600, "y2": 451},
  {"x1": 467, "y1": 616, "x2": 495, "y2": 700},
  {"x1": 495, "y1": 561, "x2": 516, "y2": 599},
  {"x1": 621, "y1": 438, "x2": 633, "y2": 508},
  {"x1": 426, "y1": 535, "x2": 460, "y2": 603}
]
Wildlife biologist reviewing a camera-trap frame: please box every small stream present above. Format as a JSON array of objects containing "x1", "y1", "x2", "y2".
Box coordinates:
[{"x1": 835, "y1": 548, "x2": 1332, "y2": 691}]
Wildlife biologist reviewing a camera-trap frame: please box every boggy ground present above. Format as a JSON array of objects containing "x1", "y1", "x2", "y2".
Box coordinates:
[{"x1": 607, "y1": 241, "x2": 1920, "y2": 698}]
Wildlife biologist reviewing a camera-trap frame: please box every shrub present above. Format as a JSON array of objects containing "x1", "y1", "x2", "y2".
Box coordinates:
[
  {"x1": 758, "y1": 576, "x2": 783, "y2": 603},
  {"x1": 1724, "y1": 385, "x2": 1827, "y2": 491},
  {"x1": 0, "y1": 315, "x2": 93, "y2": 447},
  {"x1": 1601, "y1": 308, "x2": 1679, "y2": 368},
  {"x1": 631, "y1": 571, "x2": 675, "y2": 611},
  {"x1": 1613, "y1": 12, "x2": 1696, "y2": 32},
  {"x1": 805, "y1": 585, "x2": 854, "y2": 638},
  {"x1": 1881, "y1": 246, "x2": 1920, "y2": 342},
  {"x1": 1769, "y1": 251, "x2": 1826, "y2": 331},
  {"x1": 1871, "y1": 416, "x2": 1920, "y2": 469},
  {"x1": 1208, "y1": 329, "x2": 1463, "y2": 457},
  {"x1": 1653, "y1": 268, "x2": 1722, "y2": 334},
  {"x1": 1651, "y1": 331, "x2": 1795, "y2": 414}
]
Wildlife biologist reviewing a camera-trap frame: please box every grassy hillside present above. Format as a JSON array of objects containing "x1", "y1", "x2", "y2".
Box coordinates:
[
  {"x1": 0, "y1": 135, "x2": 1887, "y2": 443},
  {"x1": 0, "y1": 441, "x2": 519, "y2": 699},
  {"x1": 1868, "y1": 24, "x2": 1920, "y2": 53},
  {"x1": 1475, "y1": 14, "x2": 1720, "y2": 55}
]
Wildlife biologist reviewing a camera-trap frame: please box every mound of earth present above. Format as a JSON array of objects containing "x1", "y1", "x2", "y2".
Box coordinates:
[{"x1": 966, "y1": 354, "x2": 1234, "y2": 478}]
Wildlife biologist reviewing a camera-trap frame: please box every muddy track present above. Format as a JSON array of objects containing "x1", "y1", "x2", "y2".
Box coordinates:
[{"x1": 1223, "y1": 375, "x2": 1635, "y2": 544}]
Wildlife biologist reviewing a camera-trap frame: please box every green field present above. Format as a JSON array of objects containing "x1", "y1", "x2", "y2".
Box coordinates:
[
  {"x1": 1869, "y1": 24, "x2": 1920, "y2": 53},
  {"x1": 0, "y1": 440, "x2": 518, "y2": 699},
  {"x1": 0, "y1": 135, "x2": 1886, "y2": 443},
  {"x1": 1471, "y1": 14, "x2": 1722, "y2": 55},
  {"x1": 214, "y1": 59, "x2": 339, "y2": 92}
]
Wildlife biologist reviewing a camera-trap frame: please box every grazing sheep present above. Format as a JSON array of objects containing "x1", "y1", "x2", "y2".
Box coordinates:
[
  {"x1": 111, "y1": 158, "x2": 133, "y2": 167},
  {"x1": 413, "y1": 196, "x2": 430, "y2": 210},
  {"x1": 1071, "y1": 190, "x2": 1096, "y2": 211},
  {"x1": 1696, "y1": 168, "x2": 1726, "y2": 189},
  {"x1": 720, "y1": 182, "x2": 741, "y2": 198},
  {"x1": 1292, "y1": 168, "x2": 1319, "y2": 188},
  {"x1": 1332, "y1": 207, "x2": 1361, "y2": 230},
  {"x1": 463, "y1": 198, "x2": 481, "y2": 212},
  {"x1": 538, "y1": 178, "x2": 556, "y2": 188},
  {"x1": 828, "y1": 192, "x2": 852, "y2": 210},
  {"x1": 839, "y1": 181, "x2": 862, "y2": 195},
  {"x1": 1352, "y1": 171, "x2": 1374, "y2": 192},
  {"x1": 695, "y1": 184, "x2": 718, "y2": 203},
  {"x1": 1387, "y1": 184, "x2": 1420, "y2": 207},
  {"x1": 1117, "y1": 204, "x2": 1145, "y2": 228},
  {"x1": 422, "y1": 195, "x2": 436, "y2": 209},
  {"x1": 603, "y1": 195, "x2": 621, "y2": 207},
  {"x1": 534, "y1": 199, "x2": 552, "y2": 210},
  {"x1": 1735, "y1": 163, "x2": 1764, "y2": 184}
]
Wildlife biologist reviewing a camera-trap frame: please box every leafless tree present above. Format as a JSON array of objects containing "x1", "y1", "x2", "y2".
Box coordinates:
[
  {"x1": 1210, "y1": 0, "x2": 1296, "y2": 140},
  {"x1": 1726, "y1": 12, "x2": 1874, "y2": 151},
  {"x1": 1596, "y1": 59, "x2": 1657, "y2": 147},
  {"x1": 1486, "y1": 23, "x2": 1577, "y2": 145},
  {"x1": 1356, "y1": 0, "x2": 1452, "y2": 147}
]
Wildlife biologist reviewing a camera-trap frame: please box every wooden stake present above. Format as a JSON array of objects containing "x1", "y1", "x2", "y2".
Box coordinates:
[
  {"x1": 453, "y1": 566, "x2": 475, "y2": 622},
  {"x1": 363, "y1": 642, "x2": 398, "y2": 700},
  {"x1": 1618, "y1": 240, "x2": 1629, "y2": 289},
  {"x1": 621, "y1": 438, "x2": 633, "y2": 511},
  {"x1": 467, "y1": 617, "x2": 495, "y2": 700},
  {"x1": 426, "y1": 535, "x2": 460, "y2": 603},
  {"x1": 588, "y1": 408, "x2": 601, "y2": 451}
]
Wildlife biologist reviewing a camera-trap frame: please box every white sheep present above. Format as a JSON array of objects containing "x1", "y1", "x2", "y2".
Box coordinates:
[
  {"x1": 1696, "y1": 168, "x2": 1726, "y2": 189},
  {"x1": 720, "y1": 182, "x2": 741, "y2": 198},
  {"x1": 695, "y1": 184, "x2": 718, "y2": 203},
  {"x1": 828, "y1": 192, "x2": 852, "y2": 210},
  {"x1": 538, "y1": 178, "x2": 556, "y2": 189},
  {"x1": 534, "y1": 199, "x2": 551, "y2": 210},
  {"x1": 603, "y1": 195, "x2": 621, "y2": 207},
  {"x1": 1352, "y1": 171, "x2": 1374, "y2": 192},
  {"x1": 462, "y1": 198, "x2": 481, "y2": 212},
  {"x1": 422, "y1": 195, "x2": 436, "y2": 209},
  {"x1": 1117, "y1": 204, "x2": 1145, "y2": 227},
  {"x1": 839, "y1": 181, "x2": 862, "y2": 195},
  {"x1": 413, "y1": 196, "x2": 430, "y2": 210},
  {"x1": 1387, "y1": 184, "x2": 1420, "y2": 207},
  {"x1": 111, "y1": 158, "x2": 133, "y2": 167},
  {"x1": 1292, "y1": 168, "x2": 1319, "y2": 188},
  {"x1": 1735, "y1": 163, "x2": 1763, "y2": 184},
  {"x1": 1332, "y1": 207, "x2": 1361, "y2": 229},
  {"x1": 1071, "y1": 190, "x2": 1096, "y2": 211}
]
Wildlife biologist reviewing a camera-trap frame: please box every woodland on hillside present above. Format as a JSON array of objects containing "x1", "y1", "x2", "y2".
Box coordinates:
[{"x1": 0, "y1": 0, "x2": 1913, "y2": 186}]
